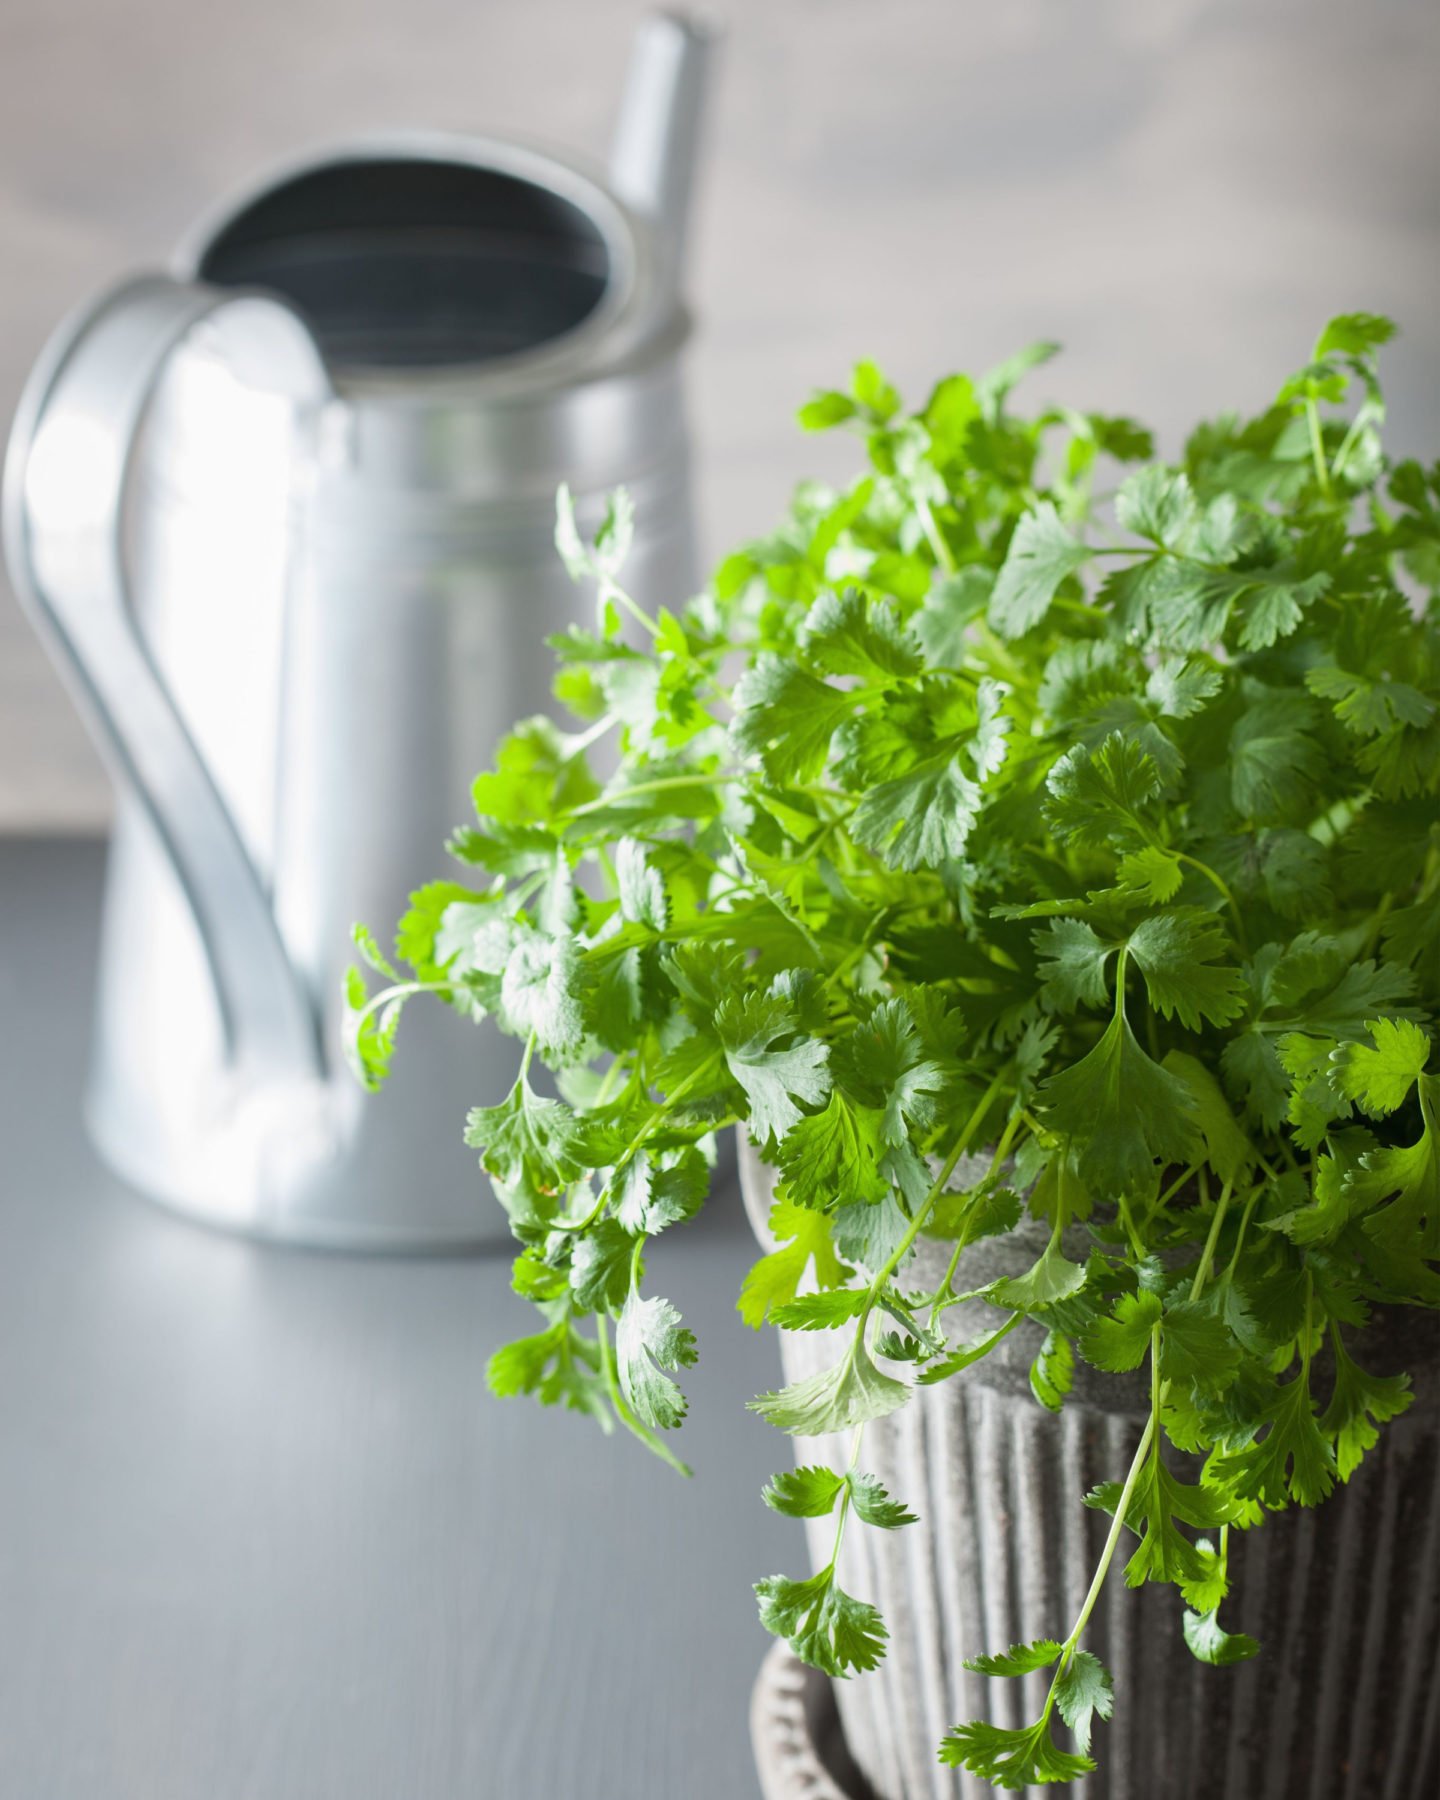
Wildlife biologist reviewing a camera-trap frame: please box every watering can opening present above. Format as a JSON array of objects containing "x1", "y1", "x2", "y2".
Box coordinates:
[{"x1": 195, "y1": 152, "x2": 616, "y2": 373}]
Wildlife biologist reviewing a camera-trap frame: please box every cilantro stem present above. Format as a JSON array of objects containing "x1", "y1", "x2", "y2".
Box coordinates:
[
  {"x1": 1189, "y1": 1178, "x2": 1234, "y2": 1300},
  {"x1": 1330, "y1": 401, "x2": 1377, "y2": 483},
  {"x1": 548, "y1": 1065, "x2": 709, "y2": 1235},
  {"x1": 604, "y1": 578, "x2": 662, "y2": 640},
  {"x1": 1357, "y1": 892, "x2": 1393, "y2": 962},
  {"x1": 914, "y1": 494, "x2": 957, "y2": 574},
  {"x1": 925, "y1": 1109, "x2": 1031, "y2": 1326},
  {"x1": 821, "y1": 905, "x2": 895, "y2": 991},
  {"x1": 563, "y1": 771, "x2": 739, "y2": 820},
  {"x1": 1143, "y1": 1162, "x2": 1200, "y2": 1232},
  {"x1": 1300, "y1": 1268, "x2": 1316, "y2": 1378},
  {"x1": 1117, "y1": 1191, "x2": 1146, "y2": 1263},
  {"x1": 592, "y1": 1053, "x2": 630, "y2": 1108},
  {"x1": 1304, "y1": 390, "x2": 1335, "y2": 501},
  {"x1": 348, "y1": 976, "x2": 465, "y2": 1040},
  {"x1": 1224, "y1": 1183, "x2": 1265, "y2": 1283},
  {"x1": 865, "y1": 1072, "x2": 1008, "y2": 1312},
  {"x1": 1046, "y1": 1175, "x2": 1236, "y2": 1711},
  {"x1": 1044, "y1": 1334, "x2": 1160, "y2": 1711},
  {"x1": 564, "y1": 711, "x2": 621, "y2": 755}
]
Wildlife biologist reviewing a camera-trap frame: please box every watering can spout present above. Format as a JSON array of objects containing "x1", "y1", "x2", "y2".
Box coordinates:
[{"x1": 610, "y1": 12, "x2": 713, "y2": 295}]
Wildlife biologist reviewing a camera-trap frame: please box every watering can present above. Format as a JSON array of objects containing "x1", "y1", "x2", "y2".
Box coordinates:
[{"x1": 3, "y1": 14, "x2": 710, "y2": 1249}]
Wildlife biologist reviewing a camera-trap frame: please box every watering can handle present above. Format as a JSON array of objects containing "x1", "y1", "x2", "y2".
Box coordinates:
[
  {"x1": 610, "y1": 11, "x2": 714, "y2": 291},
  {"x1": 2, "y1": 274, "x2": 327, "y2": 1081}
]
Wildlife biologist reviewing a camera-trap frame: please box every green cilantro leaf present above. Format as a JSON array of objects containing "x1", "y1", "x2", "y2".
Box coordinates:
[
  {"x1": 754, "y1": 1567, "x2": 888, "y2": 1676},
  {"x1": 768, "y1": 1290, "x2": 870, "y2": 1331},
  {"x1": 1319, "y1": 1331, "x2": 1413, "y2": 1481},
  {"x1": 848, "y1": 1473, "x2": 919, "y2": 1529},
  {"x1": 798, "y1": 588, "x2": 922, "y2": 682},
  {"x1": 1035, "y1": 919, "x2": 1115, "y2": 1013},
  {"x1": 1158, "y1": 1301, "x2": 1240, "y2": 1393},
  {"x1": 1054, "y1": 1650, "x2": 1114, "y2": 1754},
  {"x1": 1041, "y1": 1006, "x2": 1201, "y2": 1197},
  {"x1": 989, "y1": 503, "x2": 1093, "y2": 638},
  {"x1": 716, "y1": 989, "x2": 832, "y2": 1146},
  {"x1": 776, "y1": 1089, "x2": 889, "y2": 1203},
  {"x1": 569, "y1": 1219, "x2": 636, "y2": 1311},
  {"x1": 988, "y1": 1234, "x2": 1089, "y2": 1312},
  {"x1": 762, "y1": 1465, "x2": 846, "y2": 1518},
  {"x1": 1126, "y1": 910, "x2": 1246, "y2": 1031},
  {"x1": 500, "y1": 929, "x2": 586, "y2": 1060},
  {"x1": 964, "y1": 1639, "x2": 1063, "y2": 1677},
  {"x1": 1331, "y1": 1018, "x2": 1431, "y2": 1117},
  {"x1": 849, "y1": 754, "x2": 984, "y2": 871},
  {"x1": 738, "y1": 1197, "x2": 853, "y2": 1329},
  {"x1": 1044, "y1": 732, "x2": 1162, "y2": 853},
  {"x1": 1212, "y1": 1374, "x2": 1337, "y2": 1508},
  {"x1": 750, "y1": 1335, "x2": 909, "y2": 1434},
  {"x1": 464, "y1": 1076, "x2": 591, "y2": 1225},
  {"x1": 1080, "y1": 1290, "x2": 1161, "y2": 1371},
  {"x1": 1182, "y1": 1604, "x2": 1260, "y2": 1667},
  {"x1": 1030, "y1": 1329, "x2": 1077, "y2": 1412},
  {"x1": 1091, "y1": 1447, "x2": 1238, "y2": 1601},
  {"x1": 939, "y1": 1718, "x2": 1094, "y2": 1787},
  {"x1": 616, "y1": 1292, "x2": 698, "y2": 1431},
  {"x1": 1350, "y1": 1074, "x2": 1440, "y2": 1256},
  {"x1": 731, "y1": 654, "x2": 855, "y2": 782}
]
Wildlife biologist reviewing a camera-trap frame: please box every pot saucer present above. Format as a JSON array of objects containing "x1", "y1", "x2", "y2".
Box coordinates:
[{"x1": 750, "y1": 1643, "x2": 876, "y2": 1800}]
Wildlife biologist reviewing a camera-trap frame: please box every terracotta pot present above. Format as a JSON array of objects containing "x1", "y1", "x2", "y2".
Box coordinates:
[{"x1": 738, "y1": 1133, "x2": 1440, "y2": 1800}]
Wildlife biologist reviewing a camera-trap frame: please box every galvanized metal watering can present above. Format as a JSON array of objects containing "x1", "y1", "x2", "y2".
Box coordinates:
[{"x1": 3, "y1": 15, "x2": 710, "y2": 1249}]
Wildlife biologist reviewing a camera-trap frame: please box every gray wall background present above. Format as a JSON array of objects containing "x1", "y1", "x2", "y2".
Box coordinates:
[{"x1": 2, "y1": 0, "x2": 1437, "y2": 830}]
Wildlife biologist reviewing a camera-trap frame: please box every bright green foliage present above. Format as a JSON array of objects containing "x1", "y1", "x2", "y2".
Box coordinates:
[
  {"x1": 848, "y1": 1472, "x2": 919, "y2": 1528},
  {"x1": 1055, "y1": 1651, "x2": 1114, "y2": 1753},
  {"x1": 939, "y1": 1717, "x2": 1096, "y2": 1788},
  {"x1": 1183, "y1": 1601, "x2": 1260, "y2": 1667},
  {"x1": 762, "y1": 1464, "x2": 917, "y2": 1530},
  {"x1": 616, "y1": 1292, "x2": 697, "y2": 1431},
  {"x1": 1029, "y1": 1329, "x2": 1076, "y2": 1412},
  {"x1": 348, "y1": 317, "x2": 1440, "y2": 1790},
  {"x1": 1212, "y1": 1373, "x2": 1337, "y2": 1508},
  {"x1": 989, "y1": 502, "x2": 1093, "y2": 638},
  {"x1": 1320, "y1": 1329, "x2": 1414, "y2": 1480},
  {"x1": 965, "y1": 1639, "x2": 1065, "y2": 1676},
  {"x1": 738, "y1": 1198, "x2": 853, "y2": 1328},
  {"x1": 1081, "y1": 1290, "x2": 1162, "y2": 1371},
  {"x1": 1041, "y1": 1003, "x2": 1201, "y2": 1197},
  {"x1": 1091, "y1": 1443, "x2": 1239, "y2": 1604},
  {"x1": 754, "y1": 1567, "x2": 887, "y2": 1677},
  {"x1": 750, "y1": 1336, "x2": 909, "y2": 1434},
  {"x1": 762, "y1": 1465, "x2": 846, "y2": 1517}
]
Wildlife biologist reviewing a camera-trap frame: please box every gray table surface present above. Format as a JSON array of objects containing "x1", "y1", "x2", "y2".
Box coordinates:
[{"x1": 0, "y1": 838, "x2": 798, "y2": 1800}]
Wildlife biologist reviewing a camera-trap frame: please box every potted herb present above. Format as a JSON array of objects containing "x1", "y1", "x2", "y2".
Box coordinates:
[{"x1": 346, "y1": 315, "x2": 1440, "y2": 1794}]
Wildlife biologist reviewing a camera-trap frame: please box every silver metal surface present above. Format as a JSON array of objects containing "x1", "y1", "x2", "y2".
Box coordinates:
[{"x1": 3, "y1": 14, "x2": 712, "y2": 1249}]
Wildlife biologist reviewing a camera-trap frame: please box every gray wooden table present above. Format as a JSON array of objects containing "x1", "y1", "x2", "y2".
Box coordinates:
[{"x1": 0, "y1": 839, "x2": 796, "y2": 1799}]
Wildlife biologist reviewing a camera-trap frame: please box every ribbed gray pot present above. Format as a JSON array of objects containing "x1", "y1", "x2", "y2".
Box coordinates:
[{"x1": 738, "y1": 1135, "x2": 1440, "y2": 1800}]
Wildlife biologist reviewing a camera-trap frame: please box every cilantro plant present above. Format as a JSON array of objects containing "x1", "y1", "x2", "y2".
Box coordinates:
[{"x1": 346, "y1": 316, "x2": 1440, "y2": 1789}]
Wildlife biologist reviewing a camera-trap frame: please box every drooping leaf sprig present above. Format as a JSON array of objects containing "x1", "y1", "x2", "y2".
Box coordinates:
[{"x1": 347, "y1": 319, "x2": 1440, "y2": 1787}]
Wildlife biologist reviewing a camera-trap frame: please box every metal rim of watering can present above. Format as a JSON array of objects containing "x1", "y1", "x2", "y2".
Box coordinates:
[{"x1": 169, "y1": 129, "x2": 674, "y2": 401}]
